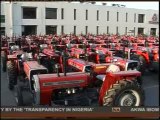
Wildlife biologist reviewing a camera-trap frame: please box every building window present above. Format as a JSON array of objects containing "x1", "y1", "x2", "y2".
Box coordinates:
[
  {"x1": 74, "y1": 9, "x2": 76, "y2": 20},
  {"x1": 0, "y1": 27, "x2": 5, "y2": 35},
  {"x1": 74, "y1": 26, "x2": 76, "y2": 35},
  {"x1": 107, "y1": 26, "x2": 109, "y2": 34},
  {"x1": 96, "y1": 26, "x2": 99, "y2": 35},
  {"x1": 138, "y1": 27, "x2": 144, "y2": 35},
  {"x1": 117, "y1": 12, "x2": 119, "y2": 22},
  {"x1": 85, "y1": 26, "x2": 88, "y2": 35},
  {"x1": 125, "y1": 27, "x2": 127, "y2": 34},
  {"x1": 134, "y1": 27, "x2": 136, "y2": 36},
  {"x1": 61, "y1": 25, "x2": 64, "y2": 34},
  {"x1": 23, "y1": 7, "x2": 36, "y2": 19},
  {"x1": 22, "y1": 25, "x2": 37, "y2": 36},
  {"x1": 86, "y1": 10, "x2": 88, "y2": 20},
  {"x1": 134, "y1": 13, "x2": 136, "y2": 23},
  {"x1": 126, "y1": 13, "x2": 128, "y2": 22},
  {"x1": 46, "y1": 8, "x2": 57, "y2": 19},
  {"x1": 138, "y1": 14, "x2": 145, "y2": 23},
  {"x1": 107, "y1": 11, "x2": 109, "y2": 21},
  {"x1": 97, "y1": 10, "x2": 99, "y2": 21},
  {"x1": 61, "y1": 8, "x2": 64, "y2": 19},
  {"x1": 0, "y1": 15, "x2": 5, "y2": 23},
  {"x1": 116, "y1": 26, "x2": 119, "y2": 34},
  {"x1": 150, "y1": 28, "x2": 156, "y2": 36},
  {"x1": 46, "y1": 25, "x2": 57, "y2": 35}
]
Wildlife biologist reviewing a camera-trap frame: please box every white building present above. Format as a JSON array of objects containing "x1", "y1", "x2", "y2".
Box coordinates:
[{"x1": 0, "y1": 1, "x2": 159, "y2": 37}]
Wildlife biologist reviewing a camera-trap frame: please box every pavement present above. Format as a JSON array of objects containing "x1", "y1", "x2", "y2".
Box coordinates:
[{"x1": 1, "y1": 67, "x2": 159, "y2": 106}]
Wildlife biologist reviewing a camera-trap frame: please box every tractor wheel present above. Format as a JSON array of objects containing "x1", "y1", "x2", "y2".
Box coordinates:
[
  {"x1": 14, "y1": 84, "x2": 34, "y2": 106},
  {"x1": 103, "y1": 80, "x2": 144, "y2": 106},
  {"x1": 1, "y1": 51, "x2": 7, "y2": 72},
  {"x1": 7, "y1": 61, "x2": 17, "y2": 90},
  {"x1": 130, "y1": 55, "x2": 146, "y2": 75}
]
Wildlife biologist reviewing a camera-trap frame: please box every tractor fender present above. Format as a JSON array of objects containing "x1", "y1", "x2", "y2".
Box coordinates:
[
  {"x1": 136, "y1": 52, "x2": 150, "y2": 64},
  {"x1": 98, "y1": 70, "x2": 141, "y2": 105}
]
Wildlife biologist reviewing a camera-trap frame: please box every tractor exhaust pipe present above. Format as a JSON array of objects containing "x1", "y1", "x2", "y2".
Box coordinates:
[
  {"x1": 62, "y1": 51, "x2": 67, "y2": 76},
  {"x1": 55, "y1": 64, "x2": 60, "y2": 77}
]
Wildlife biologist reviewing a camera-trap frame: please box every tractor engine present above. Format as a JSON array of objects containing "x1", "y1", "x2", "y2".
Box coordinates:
[
  {"x1": 32, "y1": 72, "x2": 90, "y2": 106},
  {"x1": 22, "y1": 61, "x2": 48, "y2": 90}
]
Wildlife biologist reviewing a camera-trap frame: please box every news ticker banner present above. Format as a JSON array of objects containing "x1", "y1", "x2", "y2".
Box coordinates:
[{"x1": 0, "y1": 106, "x2": 159, "y2": 113}]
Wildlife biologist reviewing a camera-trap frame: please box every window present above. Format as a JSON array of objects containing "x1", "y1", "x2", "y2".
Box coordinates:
[
  {"x1": 0, "y1": 27, "x2": 5, "y2": 35},
  {"x1": 74, "y1": 9, "x2": 76, "y2": 20},
  {"x1": 85, "y1": 26, "x2": 88, "y2": 35},
  {"x1": 138, "y1": 14, "x2": 145, "y2": 23},
  {"x1": 96, "y1": 26, "x2": 99, "y2": 35},
  {"x1": 117, "y1": 12, "x2": 119, "y2": 22},
  {"x1": 61, "y1": 25, "x2": 64, "y2": 34},
  {"x1": 138, "y1": 27, "x2": 144, "y2": 35},
  {"x1": 0, "y1": 15, "x2": 5, "y2": 23},
  {"x1": 107, "y1": 11, "x2": 109, "y2": 21},
  {"x1": 107, "y1": 26, "x2": 109, "y2": 34},
  {"x1": 23, "y1": 7, "x2": 36, "y2": 19},
  {"x1": 134, "y1": 27, "x2": 136, "y2": 36},
  {"x1": 61, "y1": 8, "x2": 64, "y2": 19},
  {"x1": 116, "y1": 26, "x2": 119, "y2": 34},
  {"x1": 46, "y1": 26, "x2": 57, "y2": 35},
  {"x1": 126, "y1": 13, "x2": 128, "y2": 22},
  {"x1": 74, "y1": 26, "x2": 76, "y2": 35},
  {"x1": 86, "y1": 10, "x2": 88, "y2": 20},
  {"x1": 46, "y1": 8, "x2": 57, "y2": 19},
  {"x1": 134, "y1": 13, "x2": 136, "y2": 23},
  {"x1": 97, "y1": 10, "x2": 99, "y2": 21},
  {"x1": 125, "y1": 27, "x2": 127, "y2": 34}
]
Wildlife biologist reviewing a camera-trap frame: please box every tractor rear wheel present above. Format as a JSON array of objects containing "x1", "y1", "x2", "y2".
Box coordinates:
[
  {"x1": 7, "y1": 61, "x2": 17, "y2": 90},
  {"x1": 103, "y1": 80, "x2": 144, "y2": 106},
  {"x1": 1, "y1": 51, "x2": 7, "y2": 72},
  {"x1": 130, "y1": 55, "x2": 146, "y2": 75}
]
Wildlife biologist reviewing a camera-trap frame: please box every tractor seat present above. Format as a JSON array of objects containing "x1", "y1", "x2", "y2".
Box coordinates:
[{"x1": 96, "y1": 64, "x2": 120, "y2": 81}]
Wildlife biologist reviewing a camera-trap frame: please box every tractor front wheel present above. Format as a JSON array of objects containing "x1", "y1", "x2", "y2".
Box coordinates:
[
  {"x1": 103, "y1": 80, "x2": 144, "y2": 106},
  {"x1": 7, "y1": 61, "x2": 17, "y2": 90}
]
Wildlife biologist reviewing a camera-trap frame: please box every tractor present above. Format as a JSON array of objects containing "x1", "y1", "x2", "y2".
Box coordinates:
[
  {"x1": 6, "y1": 46, "x2": 35, "y2": 90},
  {"x1": 1, "y1": 41, "x2": 17, "y2": 72},
  {"x1": 14, "y1": 51, "x2": 144, "y2": 107}
]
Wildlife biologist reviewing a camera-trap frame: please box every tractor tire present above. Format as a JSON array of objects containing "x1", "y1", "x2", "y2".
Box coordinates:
[
  {"x1": 1, "y1": 52, "x2": 7, "y2": 72},
  {"x1": 103, "y1": 80, "x2": 144, "y2": 106},
  {"x1": 7, "y1": 61, "x2": 17, "y2": 90},
  {"x1": 130, "y1": 55, "x2": 146, "y2": 75},
  {"x1": 14, "y1": 84, "x2": 34, "y2": 106}
]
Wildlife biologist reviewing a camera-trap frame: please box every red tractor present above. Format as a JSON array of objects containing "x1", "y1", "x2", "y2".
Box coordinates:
[
  {"x1": 6, "y1": 47, "x2": 35, "y2": 90},
  {"x1": 14, "y1": 52, "x2": 144, "y2": 106},
  {"x1": 1, "y1": 41, "x2": 17, "y2": 72}
]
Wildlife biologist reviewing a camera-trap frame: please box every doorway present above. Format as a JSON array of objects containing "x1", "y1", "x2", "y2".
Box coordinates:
[
  {"x1": 46, "y1": 25, "x2": 57, "y2": 35},
  {"x1": 150, "y1": 28, "x2": 156, "y2": 36},
  {"x1": 22, "y1": 25, "x2": 37, "y2": 35},
  {"x1": 138, "y1": 27, "x2": 144, "y2": 35}
]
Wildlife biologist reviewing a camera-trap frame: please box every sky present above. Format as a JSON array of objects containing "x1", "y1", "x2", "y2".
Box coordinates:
[{"x1": 73, "y1": 1, "x2": 159, "y2": 10}]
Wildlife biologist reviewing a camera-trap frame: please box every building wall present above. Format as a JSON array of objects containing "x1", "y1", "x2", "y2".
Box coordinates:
[{"x1": 1, "y1": 2, "x2": 159, "y2": 37}]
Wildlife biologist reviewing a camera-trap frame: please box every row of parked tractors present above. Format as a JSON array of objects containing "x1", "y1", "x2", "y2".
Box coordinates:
[{"x1": 1, "y1": 34, "x2": 159, "y2": 107}]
